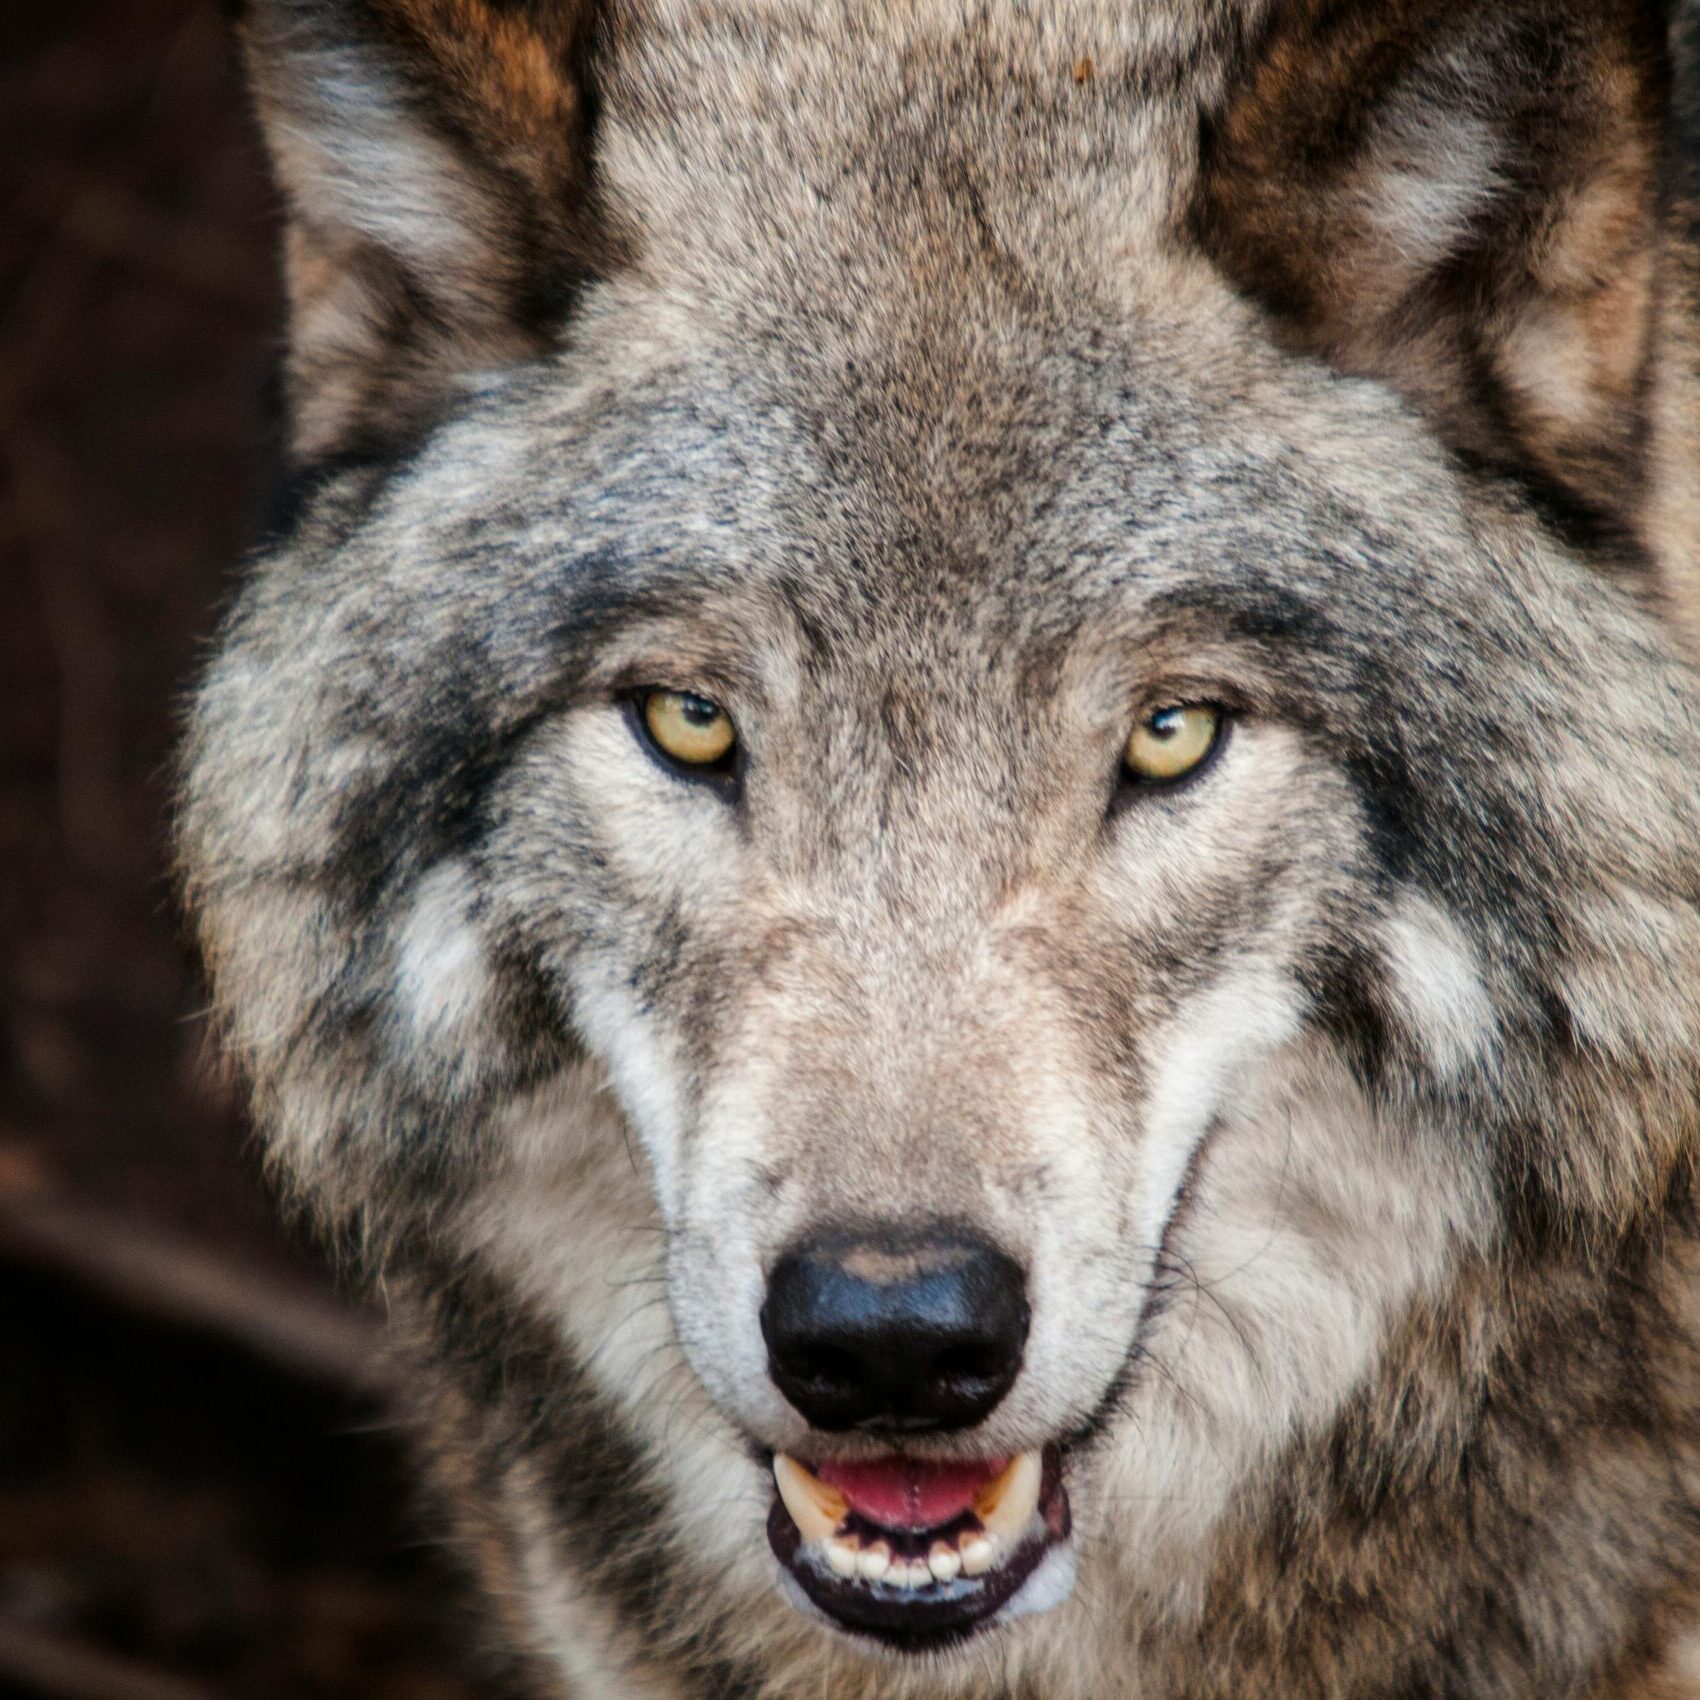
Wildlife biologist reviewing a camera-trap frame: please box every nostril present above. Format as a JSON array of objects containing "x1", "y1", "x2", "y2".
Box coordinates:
[
  {"x1": 782, "y1": 1344, "x2": 860, "y2": 1390},
  {"x1": 933, "y1": 1344, "x2": 1005, "y2": 1386}
]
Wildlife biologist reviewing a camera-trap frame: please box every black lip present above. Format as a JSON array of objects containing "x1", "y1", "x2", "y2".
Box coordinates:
[{"x1": 765, "y1": 1448, "x2": 1071, "y2": 1653}]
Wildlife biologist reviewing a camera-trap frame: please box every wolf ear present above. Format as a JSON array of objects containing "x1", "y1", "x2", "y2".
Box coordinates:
[
  {"x1": 1200, "y1": 0, "x2": 1686, "y2": 561},
  {"x1": 241, "y1": 0, "x2": 612, "y2": 461}
]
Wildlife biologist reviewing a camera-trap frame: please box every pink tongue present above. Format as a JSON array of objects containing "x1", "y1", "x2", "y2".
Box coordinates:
[{"x1": 815, "y1": 1457, "x2": 1008, "y2": 1531}]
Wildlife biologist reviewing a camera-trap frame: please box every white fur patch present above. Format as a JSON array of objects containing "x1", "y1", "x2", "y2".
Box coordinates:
[
  {"x1": 1134, "y1": 961, "x2": 1306, "y2": 1257},
  {"x1": 1361, "y1": 47, "x2": 1505, "y2": 273},
  {"x1": 270, "y1": 46, "x2": 501, "y2": 280},
  {"x1": 394, "y1": 860, "x2": 492, "y2": 1043},
  {"x1": 1002, "y1": 1543, "x2": 1078, "y2": 1623},
  {"x1": 1380, "y1": 892, "x2": 1496, "y2": 1076},
  {"x1": 1362, "y1": 117, "x2": 1502, "y2": 269},
  {"x1": 567, "y1": 963, "x2": 691, "y2": 1223}
]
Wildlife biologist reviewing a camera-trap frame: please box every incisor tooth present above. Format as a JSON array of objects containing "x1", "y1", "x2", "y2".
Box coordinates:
[
  {"x1": 773, "y1": 1454, "x2": 849, "y2": 1544},
  {"x1": 928, "y1": 1542, "x2": 962, "y2": 1582},
  {"x1": 857, "y1": 1541, "x2": 892, "y2": 1581},
  {"x1": 825, "y1": 1537, "x2": 860, "y2": 1578},
  {"x1": 960, "y1": 1534, "x2": 997, "y2": 1576},
  {"x1": 974, "y1": 1448, "x2": 1043, "y2": 1541}
]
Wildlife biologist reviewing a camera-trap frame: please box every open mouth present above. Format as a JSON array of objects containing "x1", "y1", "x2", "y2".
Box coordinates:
[{"x1": 765, "y1": 1446, "x2": 1073, "y2": 1651}]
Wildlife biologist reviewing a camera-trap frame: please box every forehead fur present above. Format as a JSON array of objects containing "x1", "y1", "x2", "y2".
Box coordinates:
[{"x1": 594, "y1": 1, "x2": 1252, "y2": 321}]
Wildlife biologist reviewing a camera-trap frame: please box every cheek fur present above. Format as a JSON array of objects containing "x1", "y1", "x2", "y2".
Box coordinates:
[
  {"x1": 1131, "y1": 962, "x2": 1307, "y2": 1258},
  {"x1": 1377, "y1": 891, "x2": 1499, "y2": 1079},
  {"x1": 1096, "y1": 1043, "x2": 1489, "y2": 1581},
  {"x1": 567, "y1": 960, "x2": 693, "y2": 1224},
  {"x1": 393, "y1": 859, "x2": 495, "y2": 1046}
]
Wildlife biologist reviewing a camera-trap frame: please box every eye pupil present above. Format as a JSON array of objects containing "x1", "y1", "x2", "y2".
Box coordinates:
[
  {"x1": 1147, "y1": 709, "x2": 1182, "y2": 740},
  {"x1": 681, "y1": 694, "x2": 719, "y2": 726}
]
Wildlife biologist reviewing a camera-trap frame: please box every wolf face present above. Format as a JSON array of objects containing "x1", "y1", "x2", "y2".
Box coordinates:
[{"x1": 181, "y1": 1, "x2": 1700, "y2": 1693}]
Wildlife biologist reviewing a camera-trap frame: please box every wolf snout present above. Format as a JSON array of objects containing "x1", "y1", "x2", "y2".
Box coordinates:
[{"x1": 760, "y1": 1227, "x2": 1030, "y2": 1433}]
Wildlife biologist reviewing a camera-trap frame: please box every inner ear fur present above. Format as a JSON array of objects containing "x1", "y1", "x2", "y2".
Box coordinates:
[
  {"x1": 1198, "y1": 0, "x2": 1697, "y2": 587},
  {"x1": 242, "y1": 0, "x2": 617, "y2": 461}
]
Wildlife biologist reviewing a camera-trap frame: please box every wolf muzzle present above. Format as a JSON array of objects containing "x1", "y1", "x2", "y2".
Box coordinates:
[{"x1": 758, "y1": 1225, "x2": 1071, "y2": 1650}]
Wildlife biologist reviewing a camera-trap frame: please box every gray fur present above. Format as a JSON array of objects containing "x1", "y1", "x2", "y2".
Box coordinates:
[{"x1": 181, "y1": 2, "x2": 1700, "y2": 1694}]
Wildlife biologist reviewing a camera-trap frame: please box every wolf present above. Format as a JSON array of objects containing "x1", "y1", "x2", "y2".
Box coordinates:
[{"x1": 178, "y1": 0, "x2": 1700, "y2": 1694}]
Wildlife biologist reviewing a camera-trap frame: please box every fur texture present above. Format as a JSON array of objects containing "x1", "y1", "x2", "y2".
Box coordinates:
[{"x1": 181, "y1": 2, "x2": 1700, "y2": 1695}]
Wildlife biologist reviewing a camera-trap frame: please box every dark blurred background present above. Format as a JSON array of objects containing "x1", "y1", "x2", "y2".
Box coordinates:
[{"x1": 0, "y1": 4, "x2": 499, "y2": 1695}]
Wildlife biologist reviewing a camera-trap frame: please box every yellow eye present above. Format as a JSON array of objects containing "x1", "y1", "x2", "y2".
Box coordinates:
[
  {"x1": 1123, "y1": 704, "x2": 1222, "y2": 783},
  {"x1": 642, "y1": 689, "x2": 737, "y2": 767}
]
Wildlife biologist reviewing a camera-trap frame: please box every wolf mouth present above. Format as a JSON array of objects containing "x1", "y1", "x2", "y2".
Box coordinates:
[{"x1": 766, "y1": 1447, "x2": 1073, "y2": 1650}]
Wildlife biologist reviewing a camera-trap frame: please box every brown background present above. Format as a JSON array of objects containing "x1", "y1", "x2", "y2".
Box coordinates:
[{"x1": 1, "y1": 3, "x2": 501, "y2": 1694}]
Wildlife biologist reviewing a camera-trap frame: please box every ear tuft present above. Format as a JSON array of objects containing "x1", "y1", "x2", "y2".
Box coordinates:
[
  {"x1": 244, "y1": 0, "x2": 616, "y2": 460},
  {"x1": 1199, "y1": 0, "x2": 1681, "y2": 562}
]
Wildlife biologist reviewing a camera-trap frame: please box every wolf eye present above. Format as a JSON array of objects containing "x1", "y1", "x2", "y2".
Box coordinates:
[
  {"x1": 1123, "y1": 704, "x2": 1222, "y2": 784},
  {"x1": 640, "y1": 689, "x2": 737, "y2": 768}
]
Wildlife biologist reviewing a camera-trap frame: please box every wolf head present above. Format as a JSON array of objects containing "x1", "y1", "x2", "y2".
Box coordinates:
[{"x1": 181, "y1": 0, "x2": 1700, "y2": 1687}]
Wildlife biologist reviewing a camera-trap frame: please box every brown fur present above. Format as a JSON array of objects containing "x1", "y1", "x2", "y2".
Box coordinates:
[
  {"x1": 1198, "y1": 1, "x2": 1692, "y2": 610},
  {"x1": 246, "y1": 0, "x2": 613, "y2": 458}
]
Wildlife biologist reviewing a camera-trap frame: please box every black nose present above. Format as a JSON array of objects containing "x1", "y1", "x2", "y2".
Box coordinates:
[{"x1": 760, "y1": 1227, "x2": 1029, "y2": 1433}]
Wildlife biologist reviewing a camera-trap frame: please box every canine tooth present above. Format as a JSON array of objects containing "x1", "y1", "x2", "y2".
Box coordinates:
[
  {"x1": 825, "y1": 1537, "x2": 860, "y2": 1578},
  {"x1": 857, "y1": 1541, "x2": 892, "y2": 1581},
  {"x1": 959, "y1": 1534, "x2": 997, "y2": 1576},
  {"x1": 773, "y1": 1454, "x2": 849, "y2": 1544},
  {"x1": 928, "y1": 1542, "x2": 962, "y2": 1582},
  {"x1": 974, "y1": 1448, "x2": 1043, "y2": 1541}
]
